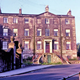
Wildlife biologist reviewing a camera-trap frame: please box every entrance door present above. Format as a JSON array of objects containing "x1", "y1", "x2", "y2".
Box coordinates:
[
  {"x1": 46, "y1": 42, "x2": 50, "y2": 53},
  {"x1": 47, "y1": 55, "x2": 51, "y2": 63}
]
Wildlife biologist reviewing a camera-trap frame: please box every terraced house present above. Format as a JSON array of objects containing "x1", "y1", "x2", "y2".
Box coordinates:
[{"x1": 0, "y1": 6, "x2": 77, "y2": 63}]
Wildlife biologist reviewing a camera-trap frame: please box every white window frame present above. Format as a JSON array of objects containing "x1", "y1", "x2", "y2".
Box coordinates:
[
  {"x1": 37, "y1": 29, "x2": 41, "y2": 36},
  {"x1": 54, "y1": 29, "x2": 58, "y2": 36},
  {"x1": 3, "y1": 41, "x2": 8, "y2": 50},
  {"x1": 65, "y1": 19, "x2": 69, "y2": 24},
  {"x1": 37, "y1": 41, "x2": 41, "y2": 50},
  {"x1": 66, "y1": 29, "x2": 70, "y2": 37},
  {"x1": 45, "y1": 18, "x2": 49, "y2": 24},
  {"x1": 4, "y1": 17, "x2": 8, "y2": 23},
  {"x1": 66, "y1": 42, "x2": 71, "y2": 50},
  {"x1": 54, "y1": 42, "x2": 58, "y2": 50},
  {"x1": 13, "y1": 18, "x2": 18, "y2": 23},
  {"x1": 24, "y1": 41, "x2": 29, "y2": 49},
  {"x1": 24, "y1": 18, "x2": 29, "y2": 23},
  {"x1": 45, "y1": 29, "x2": 50, "y2": 36},
  {"x1": 13, "y1": 29, "x2": 18, "y2": 36},
  {"x1": 25, "y1": 29, "x2": 29, "y2": 36},
  {"x1": 3, "y1": 28, "x2": 8, "y2": 36}
]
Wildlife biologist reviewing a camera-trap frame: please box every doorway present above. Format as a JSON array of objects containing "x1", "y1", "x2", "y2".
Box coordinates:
[
  {"x1": 47, "y1": 55, "x2": 51, "y2": 63},
  {"x1": 46, "y1": 42, "x2": 50, "y2": 53}
]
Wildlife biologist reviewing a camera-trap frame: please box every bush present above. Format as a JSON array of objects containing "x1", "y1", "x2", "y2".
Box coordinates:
[{"x1": 69, "y1": 58, "x2": 78, "y2": 61}]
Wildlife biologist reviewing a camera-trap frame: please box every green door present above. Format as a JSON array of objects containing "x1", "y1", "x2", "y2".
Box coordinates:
[{"x1": 47, "y1": 55, "x2": 51, "y2": 63}]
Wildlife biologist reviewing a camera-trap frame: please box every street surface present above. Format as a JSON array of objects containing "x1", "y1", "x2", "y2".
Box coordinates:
[{"x1": 0, "y1": 64, "x2": 80, "y2": 80}]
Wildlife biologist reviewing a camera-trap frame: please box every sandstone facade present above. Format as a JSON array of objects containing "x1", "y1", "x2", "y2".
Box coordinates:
[{"x1": 0, "y1": 6, "x2": 77, "y2": 63}]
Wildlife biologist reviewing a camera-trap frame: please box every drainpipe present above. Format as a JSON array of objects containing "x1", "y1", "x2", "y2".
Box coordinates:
[
  {"x1": 59, "y1": 17, "x2": 63, "y2": 61},
  {"x1": 33, "y1": 17, "x2": 36, "y2": 58}
]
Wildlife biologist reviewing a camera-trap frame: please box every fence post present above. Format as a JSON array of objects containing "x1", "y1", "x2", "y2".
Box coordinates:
[{"x1": 79, "y1": 72, "x2": 80, "y2": 80}]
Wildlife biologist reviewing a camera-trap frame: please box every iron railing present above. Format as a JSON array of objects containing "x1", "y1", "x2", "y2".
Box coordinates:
[{"x1": 59, "y1": 72, "x2": 80, "y2": 80}]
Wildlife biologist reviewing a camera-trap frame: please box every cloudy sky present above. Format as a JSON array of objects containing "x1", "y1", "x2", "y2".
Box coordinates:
[{"x1": 0, "y1": 0, "x2": 80, "y2": 43}]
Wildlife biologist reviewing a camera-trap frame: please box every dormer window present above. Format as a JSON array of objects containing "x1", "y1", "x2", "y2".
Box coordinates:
[{"x1": 45, "y1": 18, "x2": 49, "y2": 24}]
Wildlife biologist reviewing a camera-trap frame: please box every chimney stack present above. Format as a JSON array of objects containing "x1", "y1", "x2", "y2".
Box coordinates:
[
  {"x1": 45, "y1": 5, "x2": 49, "y2": 12},
  {"x1": 19, "y1": 8, "x2": 22, "y2": 14},
  {"x1": 67, "y1": 9, "x2": 71, "y2": 16}
]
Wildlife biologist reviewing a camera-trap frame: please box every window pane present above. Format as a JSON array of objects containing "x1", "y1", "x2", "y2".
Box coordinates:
[
  {"x1": 25, "y1": 29, "x2": 29, "y2": 36},
  {"x1": 45, "y1": 29, "x2": 49, "y2": 36},
  {"x1": 3, "y1": 41, "x2": 7, "y2": 50},
  {"x1": 3, "y1": 29, "x2": 8, "y2": 36},
  {"x1": 54, "y1": 42, "x2": 58, "y2": 50},
  {"x1": 13, "y1": 18, "x2": 18, "y2": 23},
  {"x1": 66, "y1": 42, "x2": 71, "y2": 50},
  {"x1": 45, "y1": 18, "x2": 49, "y2": 24},
  {"x1": 66, "y1": 33, "x2": 69, "y2": 36},
  {"x1": 13, "y1": 29, "x2": 18, "y2": 36},
  {"x1": 66, "y1": 44, "x2": 69, "y2": 50},
  {"x1": 24, "y1": 18, "x2": 29, "y2": 23},
  {"x1": 37, "y1": 44, "x2": 41, "y2": 50},
  {"x1": 37, "y1": 30, "x2": 40, "y2": 36},
  {"x1": 25, "y1": 44, "x2": 28, "y2": 49},
  {"x1": 54, "y1": 44, "x2": 57, "y2": 50},
  {"x1": 65, "y1": 19, "x2": 69, "y2": 24},
  {"x1": 66, "y1": 29, "x2": 70, "y2": 36},
  {"x1": 25, "y1": 31, "x2": 28, "y2": 36},
  {"x1": 54, "y1": 31, "x2": 58, "y2": 36},
  {"x1": 25, "y1": 41, "x2": 29, "y2": 49},
  {"x1": 4, "y1": 18, "x2": 8, "y2": 23}
]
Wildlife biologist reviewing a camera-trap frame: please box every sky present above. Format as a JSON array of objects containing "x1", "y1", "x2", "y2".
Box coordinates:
[{"x1": 0, "y1": 0, "x2": 80, "y2": 43}]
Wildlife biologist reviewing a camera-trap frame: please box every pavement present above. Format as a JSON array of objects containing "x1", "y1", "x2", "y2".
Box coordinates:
[{"x1": 0, "y1": 65, "x2": 53, "y2": 78}]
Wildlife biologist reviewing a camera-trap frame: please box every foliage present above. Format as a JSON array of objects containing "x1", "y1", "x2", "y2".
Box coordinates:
[
  {"x1": 23, "y1": 60, "x2": 33, "y2": 65},
  {"x1": 69, "y1": 58, "x2": 78, "y2": 61},
  {"x1": 23, "y1": 57, "x2": 33, "y2": 65},
  {"x1": 77, "y1": 43, "x2": 80, "y2": 56},
  {"x1": 41, "y1": 62, "x2": 62, "y2": 65},
  {"x1": 26, "y1": 57, "x2": 32, "y2": 60}
]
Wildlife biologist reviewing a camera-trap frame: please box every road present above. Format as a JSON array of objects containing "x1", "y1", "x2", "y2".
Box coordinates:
[{"x1": 0, "y1": 64, "x2": 80, "y2": 80}]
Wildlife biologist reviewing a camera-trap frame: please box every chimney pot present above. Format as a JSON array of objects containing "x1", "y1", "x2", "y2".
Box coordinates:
[
  {"x1": 45, "y1": 5, "x2": 49, "y2": 12},
  {"x1": 67, "y1": 9, "x2": 71, "y2": 15}
]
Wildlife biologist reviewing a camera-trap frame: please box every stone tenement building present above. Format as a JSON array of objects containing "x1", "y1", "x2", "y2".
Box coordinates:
[{"x1": 0, "y1": 6, "x2": 77, "y2": 63}]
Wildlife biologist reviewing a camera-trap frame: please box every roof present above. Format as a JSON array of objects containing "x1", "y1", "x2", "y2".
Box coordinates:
[{"x1": 0, "y1": 12, "x2": 75, "y2": 18}]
